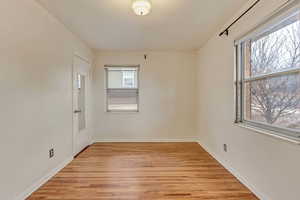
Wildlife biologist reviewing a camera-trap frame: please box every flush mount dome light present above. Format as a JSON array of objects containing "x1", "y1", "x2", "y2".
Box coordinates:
[{"x1": 132, "y1": 0, "x2": 152, "y2": 16}]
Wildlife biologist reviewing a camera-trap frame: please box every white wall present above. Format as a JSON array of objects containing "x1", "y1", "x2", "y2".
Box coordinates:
[
  {"x1": 93, "y1": 51, "x2": 197, "y2": 141},
  {"x1": 4, "y1": 0, "x2": 299, "y2": 199},
  {"x1": 0, "y1": 0, "x2": 93, "y2": 199},
  {"x1": 196, "y1": 0, "x2": 300, "y2": 200}
]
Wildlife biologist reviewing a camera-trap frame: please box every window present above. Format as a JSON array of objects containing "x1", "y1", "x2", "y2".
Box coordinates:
[
  {"x1": 105, "y1": 66, "x2": 139, "y2": 112},
  {"x1": 235, "y1": 4, "x2": 300, "y2": 141}
]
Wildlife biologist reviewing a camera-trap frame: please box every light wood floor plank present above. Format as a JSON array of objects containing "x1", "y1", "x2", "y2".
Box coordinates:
[{"x1": 28, "y1": 142, "x2": 258, "y2": 200}]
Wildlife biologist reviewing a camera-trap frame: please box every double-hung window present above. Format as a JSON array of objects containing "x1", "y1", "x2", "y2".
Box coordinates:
[
  {"x1": 235, "y1": 2, "x2": 300, "y2": 141},
  {"x1": 105, "y1": 66, "x2": 139, "y2": 112}
]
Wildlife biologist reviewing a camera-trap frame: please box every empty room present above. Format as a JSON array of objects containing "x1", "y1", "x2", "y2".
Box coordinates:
[{"x1": 1, "y1": 0, "x2": 300, "y2": 199}]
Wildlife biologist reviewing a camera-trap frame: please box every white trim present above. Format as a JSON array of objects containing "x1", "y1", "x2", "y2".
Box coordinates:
[
  {"x1": 197, "y1": 141, "x2": 270, "y2": 200},
  {"x1": 235, "y1": 0, "x2": 299, "y2": 44},
  {"x1": 104, "y1": 65, "x2": 140, "y2": 68},
  {"x1": 236, "y1": 123, "x2": 300, "y2": 145},
  {"x1": 94, "y1": 138, "x2": 199, "y2": 143},
  {"x1": 73, "y1": 52, "x2": 91, "y2": 64},
  {"x1": 243, "y1": 68, "x2": 300, "y2": 82},
  {"x1": 15, "y1": 157, "x2": 73, "y2": 200}
]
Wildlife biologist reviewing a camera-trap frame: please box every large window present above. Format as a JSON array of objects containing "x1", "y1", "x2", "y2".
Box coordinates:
[
  {"x1": 105, "y1": 66, "x2": 139, "y2": 112},
  {"x1": 235, "y1": 4, "x2": 300, "y2": 141}
]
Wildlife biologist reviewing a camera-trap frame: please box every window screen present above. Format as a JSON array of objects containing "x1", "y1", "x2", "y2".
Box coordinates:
[
  {"x1": 235, "y1": 2, "x2": 300, "y2": 141},
  {"x1": 105, "y1": 66, "x2": 139, "y2": 112}
]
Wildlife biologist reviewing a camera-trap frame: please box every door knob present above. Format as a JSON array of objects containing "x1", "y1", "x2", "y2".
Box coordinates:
[{"x1": 74, "y1": 110, "x2": 82, "y2": 113}]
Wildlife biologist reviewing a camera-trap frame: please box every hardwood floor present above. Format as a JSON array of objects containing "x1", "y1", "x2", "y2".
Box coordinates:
[{"x1": 28, "y1": 143, "x2": 258, "y2": 200}]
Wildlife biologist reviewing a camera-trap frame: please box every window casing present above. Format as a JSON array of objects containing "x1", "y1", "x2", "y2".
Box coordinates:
[
  {"x1": 235, "y1": 2, "x2": 300, "y2": 142},
  {"x1": 105, "y1": 66, "x2": 139, "y2": 112}
]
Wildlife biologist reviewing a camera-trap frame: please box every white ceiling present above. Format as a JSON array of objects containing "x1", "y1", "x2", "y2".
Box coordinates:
[{"x1": 37, "y1": 0, "x2": 248, "y2": 51}]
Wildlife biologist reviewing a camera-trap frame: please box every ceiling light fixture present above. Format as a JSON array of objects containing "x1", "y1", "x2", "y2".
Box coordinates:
[{"x1": 132, "y1": 0, "x2": 152, "y2": 16}]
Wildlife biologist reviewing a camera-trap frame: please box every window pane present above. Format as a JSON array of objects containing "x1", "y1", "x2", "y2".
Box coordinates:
[
  {"x1": 244, "y1": 73, "x2": 300, "y2": 131},
  {"x1": 122, "y1": 71, "x2": 136, "y2": 88},
  {"x1": 107, "y1": 69, "x2": 137, "y2": 88},
  {"x1": 78, "y1": 75, "x2": 86, "y2": 131},
  {"x1": 245, "y1": 12, "x2": 300, "y2": 78}
]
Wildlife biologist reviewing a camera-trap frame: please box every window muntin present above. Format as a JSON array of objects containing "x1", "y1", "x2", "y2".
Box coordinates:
[
  {"x1": 236, "y1": 7, "x2": 300, "y2": 140},
  {"x1": 105, "y1": 66, "x2": 139, "y2": 112}
]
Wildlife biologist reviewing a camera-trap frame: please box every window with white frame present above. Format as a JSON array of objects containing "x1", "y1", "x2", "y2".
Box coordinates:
[
  {"x1": 105, "y1": 66, "x2": 139, "y2": 112},
  {"x1": 235, "y1": 3, "x2": 300, "y2": 141}
]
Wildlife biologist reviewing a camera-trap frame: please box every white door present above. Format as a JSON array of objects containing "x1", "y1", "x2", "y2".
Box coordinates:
[{"x1": 73, "y1": 55, "x2": 91, "y2": 156}]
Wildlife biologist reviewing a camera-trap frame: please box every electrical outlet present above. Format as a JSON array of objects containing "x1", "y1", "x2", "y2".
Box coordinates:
[
  {"x1": 49, "y1": 148, "x2": 54, "y2": 158},
  {"x1": 223, "y1": 144, "x2": 228, "y2": 152}
]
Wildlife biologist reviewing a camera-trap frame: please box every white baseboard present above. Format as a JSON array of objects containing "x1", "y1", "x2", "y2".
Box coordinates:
[
  {"x1": 15, "y1": 156, "x2": 73, "y2": 200},
  {"x1": 197, "y1": 141, "x2": 269, "y2": 200},
  {"x1": 94, "y1": 138, "x2": 199, "y2": 143}
]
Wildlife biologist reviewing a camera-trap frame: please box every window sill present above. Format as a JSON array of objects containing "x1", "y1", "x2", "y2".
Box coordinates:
[
  {"x1": 235, "y1": 123, "x2": 300, "y2": 145},
  {"x1": 106, "y1": 111, "x2": 139, "y2": 114}
]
